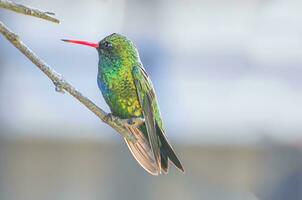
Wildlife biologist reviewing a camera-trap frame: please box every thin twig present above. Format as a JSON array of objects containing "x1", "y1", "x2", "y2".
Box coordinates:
[
  {"x1": 0, "y1": 0, "x2": 59, "y2": 23},
  {"x1": 0, "y1": 21, "x2": 143, "y2": 142}
]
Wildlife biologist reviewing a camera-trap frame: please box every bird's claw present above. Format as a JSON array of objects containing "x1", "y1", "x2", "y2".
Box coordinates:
[
  {"x1": 54, "y1": 81, "x2": 65, "y2": 93},
  {"x1": 120, "y1": 117, "x2": 144, "y2": 128},
  {"x1": 105, "y1": 113, "x2": 119, "y2": 123},
  {"x1": 105, "y1": 113, "x2": 144, "y2": 127},
  {"x1": 126, "y1": 118, "x2": 136, "y2": 125},
  {"x1": 126, "y1": 118, "x2": 145, "y2": 127},
  {"x1": 105, "y1": 114, "x2": 144, "y2": 142}
]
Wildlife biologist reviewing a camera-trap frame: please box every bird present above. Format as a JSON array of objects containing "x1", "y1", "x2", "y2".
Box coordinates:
[{"x1": 62, "y1": 33, "x2": 184, "y2": 175}]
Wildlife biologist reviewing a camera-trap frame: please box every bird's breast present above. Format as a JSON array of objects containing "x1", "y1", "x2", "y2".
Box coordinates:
[{"x1": 97, "y1": 67, "x2": 142, "y2": 119}]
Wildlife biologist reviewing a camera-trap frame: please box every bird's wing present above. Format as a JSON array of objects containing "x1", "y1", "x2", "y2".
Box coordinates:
[{"x1": 132, "y1": 65, "x2": 161, "y2": 171}]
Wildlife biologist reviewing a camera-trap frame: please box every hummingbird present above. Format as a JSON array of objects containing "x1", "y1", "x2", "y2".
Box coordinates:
[{"x1": 62, "y1": 33, "x2": 184, "y2": 175}]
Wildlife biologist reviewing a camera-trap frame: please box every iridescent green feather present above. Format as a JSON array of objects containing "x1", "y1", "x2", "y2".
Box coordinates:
[{"x1": 97, "y1": 33, "x2": 184, "y2": 174}]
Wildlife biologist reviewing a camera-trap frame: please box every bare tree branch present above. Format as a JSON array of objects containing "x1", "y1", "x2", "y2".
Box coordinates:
[
  {"x1": 0, "y1": 0, "x2": 59, "y2": 23},
  {"x1": 0, "y1": 20, "x2": 143, "y2": 142}
]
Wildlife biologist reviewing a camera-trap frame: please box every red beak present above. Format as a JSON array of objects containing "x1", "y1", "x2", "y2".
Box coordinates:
[{"x1": 61, "y1": 39, "x2": 99, "y2": 48}]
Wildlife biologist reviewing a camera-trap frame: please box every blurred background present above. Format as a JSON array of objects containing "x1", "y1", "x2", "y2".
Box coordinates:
[{"x1": 1, "y1": 0, "x2": 302, "y2": 199}]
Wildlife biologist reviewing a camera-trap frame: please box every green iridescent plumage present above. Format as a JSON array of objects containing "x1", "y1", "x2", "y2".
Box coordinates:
[
  {"x1": 97, "y1": 34, "x2": 142, "y2": 119},
  {"x1": 64, "y1": 33, "x2": 184, "y2": 175}
]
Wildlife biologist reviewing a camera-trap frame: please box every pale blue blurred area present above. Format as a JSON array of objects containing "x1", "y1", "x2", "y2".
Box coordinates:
[
  {"x1": 1, "y1": 0, "x2": 302, "y2": 200},
  {"x1": 1, "y1": 0, "x2": 302, "y2": 144}
]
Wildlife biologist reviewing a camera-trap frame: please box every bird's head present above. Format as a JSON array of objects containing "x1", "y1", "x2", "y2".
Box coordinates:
[{"x1": 62, "y1": 33, "x2": 140, "y2": 62}]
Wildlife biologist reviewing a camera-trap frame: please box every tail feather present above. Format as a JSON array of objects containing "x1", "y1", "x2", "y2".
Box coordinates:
[
  {"x1": 124, "y1": 126, "x2": 159, "y2": 175},
  {"x1": 157, "y1": 124, "x2": 185, "y2": 173},
  {"x1": 124, "y1": 124, "x2": 184, "y2": 175},
  {"x1": 160, "y1": 149, "x2": 169, "y2": 174}
]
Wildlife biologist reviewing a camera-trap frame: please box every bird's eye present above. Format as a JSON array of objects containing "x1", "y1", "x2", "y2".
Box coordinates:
[{"x1": 103, "y1": 41, "x2": 112, "y2": 49}]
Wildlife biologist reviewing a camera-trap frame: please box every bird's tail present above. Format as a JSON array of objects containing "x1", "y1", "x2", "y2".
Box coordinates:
[
  {"x1": 124, "y1": 126, "x2": 159, "y2": 175},
  {"x1": 156, "y1": 124, "x2": 184, "y2": 173},
  {"x1": 124, "y1": 124, "x2": 184, "y2": 175}
]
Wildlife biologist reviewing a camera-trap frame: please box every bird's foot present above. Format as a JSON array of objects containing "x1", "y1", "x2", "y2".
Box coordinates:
[
  {"x1": 119, "y1": 117, "x2": 144, "y2": 143},
  {"x1": 124, "y1": 117, "x2": 145, "y2": 127},
  {"x1": 105, "y1": 113, "x2": 144, "y2": 128},
  {"x1": 104, "y1": 113, "x2": 119, "y2": 124},
  {"x1": 105, "y1": 113, "x2": 144, "y2": 142},
  {"x1": 53, "y1": 80, "x2": 65, "y2": 93}
]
